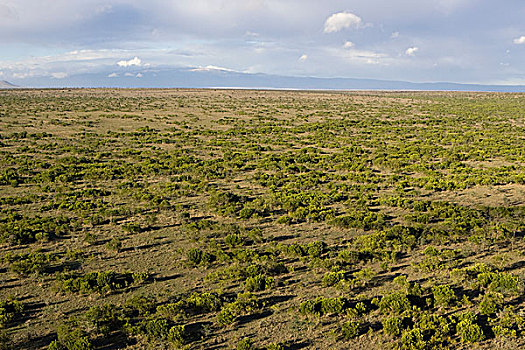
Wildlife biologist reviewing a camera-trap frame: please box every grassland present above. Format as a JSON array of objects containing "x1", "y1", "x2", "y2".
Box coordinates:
[{"x1": 0, "y1": 88, "x2": 524, "y2": 350}]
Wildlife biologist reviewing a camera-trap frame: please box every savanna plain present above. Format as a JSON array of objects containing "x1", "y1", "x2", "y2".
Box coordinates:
[{"x1": 0, "y1": 89, "x2": 524, "y2": 350}]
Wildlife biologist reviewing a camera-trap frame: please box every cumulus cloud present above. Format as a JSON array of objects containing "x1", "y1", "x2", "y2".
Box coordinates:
[
  {"x1": 405, "y1": 47, "x2": 419, "y2": 56},
  {"x1": 513, "y1": 36, "x2": 525, "y2": 44},
  {"x1": 299, "y1": 54, "x2": 308, "y2": 61},
  {"x1": 324, "y1": 12, "x2": 362, "y2": 33},
  {"x1": 117, "y1": 56, "x2": 141, "y2": 67},
  {"x1": 136, "y1": 73, "x2": 143, "y2": 78},
  {"x1": 108, "y1": 72, "x2": 118, "y2": 78},
  {"x1": 343, "y1": 41, "x2": 354, "y2": 49}
]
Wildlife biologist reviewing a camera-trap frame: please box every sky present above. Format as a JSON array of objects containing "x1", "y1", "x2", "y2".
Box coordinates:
[{"x1": 0, "y1": 0, "x2": 524, "y2": 86}]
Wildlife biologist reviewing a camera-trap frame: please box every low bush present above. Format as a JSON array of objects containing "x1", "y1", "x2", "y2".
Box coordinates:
[
  {"x1": 299, "y1": 297, "x2": 349, "y2": 316},
  {"x1": 431, "y1": 285, "x2": 456, "y2": 308},
  {"x1": 217, "y1": 293, "x2": 260, "y2": 325},
  {"x1": 187, "y1": 248, "x2": 214, "y2": 266},
  {"x1": 399, "y1": 328, "x2": 425, "y2": 350},
  {"x1": 341, "y1": 320, "x2": 360, "y2": 339},
  {"x1": 57, "y1": 271, "x2": 147, "y2": 294},
  {"x1": 0, "y1": 299, "x2": 23, "y2": 328},
  {"x1": 322, "y1": 270, "x2": 346, "y2": 287},
  {"x1": 456, "y1": 312, "x2": 484, "y2": 343},
  {"x1": 3, "y1": 250, "x2": 58, "y2": 275},
  {"x1": 245, "y1": 274, "x2": 274, "y2": 292},
  {"x1": 479, "y1": 292, "x2": 504, "y2": 315},
  {"x1": 376, "y1": 293, "x2": 411, "y2": 315},
  {"x1": 383, "y1": 316, "x2": 403, "y2": 337},
  {"x1": 48, "y1": 320, "x2": 92, "y2": 350}
]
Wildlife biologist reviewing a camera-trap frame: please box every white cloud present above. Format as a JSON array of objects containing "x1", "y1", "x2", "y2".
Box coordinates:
[
  {"x1": 51, "y1": 72, "x2": 67, "y2": 79},
  {"x1": 124, "y1": 72, "x2": 134, "y2": 76},
  {"x1": 136, "y1": 73, "x2": 143, "y2": 78},
  {"x1": 329, "y1": 46, "x2": 387, "y2": 65},
  {"x1": 513, "y1": 36, "x2": 525, "y2": 44},
  {"x1": 299, "y1": 54, "x2": 308, "y2": 62},
  {"x1": 108, "y1": 73, "x2": 118, "y2": 78},
  {"x1": 391, "y1": 32, "x2": 400, "y2": 39},
  {"x1": 405, "y1": 47, "x2": 419, "y2": 56},
  {"x1": 12, "y1": 71, "x2": 35, "y2": 79},
  {"x1": 189, "y1": 65, "x2": 236, "y2": 72},
  {"x1": 343, "y1": 41, "x2": 354, "y2": 49},
  {"x1": 117, "y1": 57, "x2": 141, "y2": 67},
  {"x1": 324, "y1": 12, "x2": 362, "y2": 33}
]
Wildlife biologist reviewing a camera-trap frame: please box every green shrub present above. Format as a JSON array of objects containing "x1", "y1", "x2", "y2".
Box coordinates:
[
  {"x1": 84, "y1": 304, "x2": 123, "y2": 336},
  {"x1": 187, "y1": 248, "x2": 214, "y2": 266},
  {"x1": 122, "y1": 223, "x2": 141, "y2": 233},
  {"x1": 322, "y1": 270, "x2": 345, "y2": 287},
  {"x1": 225, "y1": 234, "x2": 243, "y2": 247},
  {"x1": 3, "y1": 250, "x2": 58, "y2": 275},
  {"x1": 125, "y1": 294, "x2": 157, "y2": 316},
  {"x1": 431, "y1": 285, "x2": 456, "y2": 308},
  {"x1": 479, "y1": 292, "x2": 503, "y2": 315},
  {"x1": 477, "y1": 271, "x2": 520, "y2": 295},
  {"x1": 188, "y1": 292, "x2": 223, "y2": 312},
  {"x1": 321, "y1": 297, "x2": 346, "y2": 315},
  {"x1": 341, "y1": 320, "x2": 360, "y2": 339},
  {"x1": 399, "y1": 328, "x2": 425, "y2": 350},
  {"x1": 393, "y1": 275, "x2": 422, "y2": 297},
  {"x1": 56, "y1": 271, "x2": 145, "y2": 294},
  {"x1": 217, "y1": 292, "x2": 260, "y2": 325},
  {"x1": 236, "y1": 338, "x2": 254, "y2": 350},
  {"x1": 415, "y1": 313, "x2": 452, "y2": 347},
  {"x1": 266, "y1": 343, "x2": 285, "y2": 350},
  {"x1": 51, "y1": 321, "x2": 93, "y2": 350},
  {"x1": 0, "y1": 331, "x2": 11, "y2": 350},
  {"x1": 353, "y1": 268, "x2": 376, "y2": 287},
  {"x1": 307, "y1": 241, "x2": 326, "y2": 258},
  {"x1": 456, "y1": 312, "x2": 484, "y2": 343},
  {"x1": 239, "y1": 207, "x2": 255, "y2": 219},
  {"x1": 142, "y1": 318, "x2": 170, "y2": 340},
  {"x1": 489, "y1": 306, "x2": 524, "y2": 337},
  {"x1": 217, "y1": 307, "x2": 236, "y2": 325},
  {"x1": 377, "y1": 293, "x2": 411, "y2": 315},
  {"x1": 299, "y1": 297, "x2": 349, "y2": 316},
  {"x1": 132, "y1": 272, "x2": 149, "y2": 285},
  {"x1": 105, "y1": 237, "x2": 122, "y2": 252},
  {"x1": 383, "y1": 316, "x2": 403, "y2": 337},
  {"x1": 492, "y1": 325, "x2": 516, "y2": 338},
  {"x1": 0, "y1": 215, "x2": 71, "y2": 244},
  {"x1": 0, "y1": 299, "x2": 23, "y2": 328},
  {"x1": 245, "y1": 274, "x2": 274, "y2": 292},
  {"x1": 167, "y1": 325, "x2": 186, "y2": 346}
]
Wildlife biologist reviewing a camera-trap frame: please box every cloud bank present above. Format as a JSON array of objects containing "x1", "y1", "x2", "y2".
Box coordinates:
[{"x1": 0, "y1": 1, "x2": 524, "y2": 85}]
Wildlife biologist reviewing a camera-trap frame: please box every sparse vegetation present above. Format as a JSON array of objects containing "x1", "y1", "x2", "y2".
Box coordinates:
[{"x1": 0, "y1": 89, "x2": 524, "y2": 349}]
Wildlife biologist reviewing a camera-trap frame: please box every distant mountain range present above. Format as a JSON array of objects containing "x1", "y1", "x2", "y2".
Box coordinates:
[
  {"x1": 0, "y1": 80, "x2": 19, "y2": 89},
  {"x1": 6, "y1": 68, "x2": 525, "y2": 92}
]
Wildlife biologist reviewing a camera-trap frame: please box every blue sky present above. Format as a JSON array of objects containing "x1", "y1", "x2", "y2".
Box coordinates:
[{"x1": 0, "y1": 0, "x2": 524, "y2": 85}]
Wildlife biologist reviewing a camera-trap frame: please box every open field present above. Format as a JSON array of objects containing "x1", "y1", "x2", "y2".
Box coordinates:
[{"x1": 0, "y1": 89, "x2": 524, "y2": 350}]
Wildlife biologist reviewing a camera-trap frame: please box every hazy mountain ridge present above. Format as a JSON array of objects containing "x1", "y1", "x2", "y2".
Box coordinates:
[
  {"x1": 9, "y1": 69, "x2": 525, "y2": 92},
  {"x1": 0, "y1": 80, "x2": 19, "y2": 89}
]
